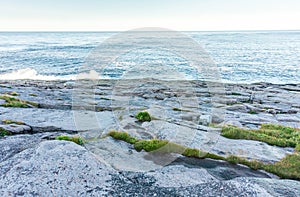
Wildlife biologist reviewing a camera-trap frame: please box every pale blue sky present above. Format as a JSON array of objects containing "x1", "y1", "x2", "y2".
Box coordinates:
[{"x1": 0, "y1": 0, "x2": 300, "y2": 31}]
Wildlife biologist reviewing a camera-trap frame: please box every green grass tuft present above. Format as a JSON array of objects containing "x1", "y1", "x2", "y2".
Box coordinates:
[
  {"x1": 55, "y1": 136, "x2": 84, "y2": 145},
  {"x1": 108, "y1": 131, "x2": 138, "y2": 144},
  {"x1": 0, "y1": 95, "x2": 39, "y2": 108},
  {"x1": 0, "y1": 127, "x2": 11, "y2": 137},
  {"x1": 134, "y1": 139, "x2": 168, "y2": 152},
  {"x1": 264, "y1": 153, "x2": 300, "y2": 179},
  {"x1": 182, "y1": 148, "x2": 201, "y2": 157},
  {"x1": 231, "y1": 92, "x2": 242, "y2": 96},
  {"x1": 135, "y1": 111, "x2": 151, "y2": 122},
  {"x1": 172, "y1": 108, "x2": 190, "y2": 112},
  {"x1": 108, "y1": 130, "x2": 300, "y2": 180},
  {"x1": 2, "y1": 119, "x2": 25, "y2": 125},
  {"x1": 7, "y1": 92, "x2": 19, "y2": 96},
  {"x1": 248, "y1": 110, "x2": 258, "y2": 114},
  {"x1": 172, "y1": 107, "x2": 182, "y2": 111},
  {"x1": 221, "y1": 125, "x2": 299, "y2": 148}
]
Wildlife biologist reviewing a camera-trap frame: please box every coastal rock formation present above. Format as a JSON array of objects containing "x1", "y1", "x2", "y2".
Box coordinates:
[
  {"x1": 0, "y1": 135, "x2": 299, "y2": 196},
  {"x1": 0, "y1": 80, "x2": 300, "y2": 196}
]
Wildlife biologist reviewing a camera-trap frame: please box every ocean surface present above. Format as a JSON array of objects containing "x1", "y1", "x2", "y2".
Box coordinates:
[{"x1": 0, "y1": 31, "x2": 300, "y2": 84}]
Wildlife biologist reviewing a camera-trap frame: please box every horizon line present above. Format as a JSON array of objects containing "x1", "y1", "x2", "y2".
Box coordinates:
[{"x1": 0, "y1": 29, "x2": 300, "y2": 33}]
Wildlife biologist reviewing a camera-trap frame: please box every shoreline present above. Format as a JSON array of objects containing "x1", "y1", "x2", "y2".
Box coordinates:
[
  {"x1": 0, "y1": 78, "x2": 299, "y2": 195},
  {"x1": 1, "y1": 78, "x2": 300, "y2": 85}
]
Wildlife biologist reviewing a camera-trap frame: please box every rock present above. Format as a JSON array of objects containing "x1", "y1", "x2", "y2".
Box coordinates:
[
  {"x1": 1, "y1": 80, "x2": 300, "y2": 196},
  {"x1": 199, "y1": 115, "x2": 212, "y2": 126},
  {"x1": 226, "y1": 104, "x2": 248, "y2": 113},
  {"x1": 180, "y1": 113, "x2": 200, "y2": 122},
  {"x1": 210, "y1": 136, "x2": 293, "y2": 163},
  {"x1": 276, "y1": 114, "x2": 300, "y2": 122},
  {"x1": 0, "y1": 99, "x2": 5, "y2": 105},
  {"x1": 0, "y1": 140, "x2": 113, "y2": 196},
  {"x1": 0, "y1": 124, "x2": 31, "y2": 134},
  {"x1": 219, "y1": 120, "x2": 243, "y2": 128},
  {"x1": 146, "y1": 165, "x2": 218, "y2": 187},
  {"x1": 0, "y1": 108, "x2": 116, "y2": 132},
  {"x1": 211, "y1": 114, "x2": 224, "y2": 124},
  {"x1": 0, "y1": 134, "x2": 42, "y2": 162},
  {"x1": 0, "y1": 128, "x2": 299, "y2": 196}
]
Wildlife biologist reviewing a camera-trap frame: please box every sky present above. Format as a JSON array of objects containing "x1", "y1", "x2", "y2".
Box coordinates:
[{"x1": 0, "y1": 0, "x2": 300, "y2": 31}]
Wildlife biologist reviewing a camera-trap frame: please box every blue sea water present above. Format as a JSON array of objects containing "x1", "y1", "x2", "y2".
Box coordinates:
[{"x1": 0, "y1": 31, "x2": 299, "y2": 84}]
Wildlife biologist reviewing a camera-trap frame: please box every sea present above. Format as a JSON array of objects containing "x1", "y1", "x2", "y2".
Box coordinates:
[{"x1": 0, "y1": 31, "x2": 300, "y2": 84}]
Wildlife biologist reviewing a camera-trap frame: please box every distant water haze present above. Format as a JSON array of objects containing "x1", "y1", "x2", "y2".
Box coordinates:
[{"x1": 0, "y1": 31, "x2": 299, "y2": 84}]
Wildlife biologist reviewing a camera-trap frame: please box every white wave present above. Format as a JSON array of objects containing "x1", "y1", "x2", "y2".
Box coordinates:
[
  {"x1": 76, "y1": 70, "x2": 100, "y2": 80},
  {"x1": 0, "y1": 68, "x2": 108, "y2": 81},
  {"x1": 0, "y1": 68, "x2": 75, "y2": 81}
]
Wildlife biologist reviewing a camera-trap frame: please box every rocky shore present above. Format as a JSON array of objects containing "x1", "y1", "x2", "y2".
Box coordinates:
[{"x1": 0, "y1": 79, "x2": 300, "y2": 196}]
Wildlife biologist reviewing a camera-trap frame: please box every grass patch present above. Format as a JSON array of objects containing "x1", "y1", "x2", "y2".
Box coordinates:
[
  {"x1": 2, "y1": 119, "x2": 25, "y2": 125},
  {"x1": 248, "y1": 110, "x2": 258, "y2": 114},
  {"x1": 172, "y1": 107, "x2": 183, "y2": 111},
  {"x1": 135, "y1": 111, "x2": 151, "y2": 122},
  {"x1": 7, "y1": 92, "x2": 19, "y2": 96},
  {"x1": 29, "y1": 93, "x2": 38, "y2": 97},
  {"x1": 264, "y1": 153, "x2": 300, "y2": 179},
  {"x1": 172, "y1": 108, "x2": 190, "y2": 112},
  {"x1": 107, "y1": 131, "x2": 138, "y2": 144},
  {"x1": 55, "y1": 136, "x2": 84, "y2": 145},
  {"x1": 100, "y1": 97, "x2": 111, "y2": 100},
  {"x1": 231, "y1": 92, "x2": 242, "y2": 96},
  {"x1": 225, "y1": 155, "x2": 264, "y2": 170},
  {"x1": 134, "y1": 139, "x2": 168, "y2": 152},
  {"x1": 108, "y1": 131, "x2": 300, "y2": 180},
  {"x1": 0, "y1": 127, "x2": 11, "y2": 137},
  {"x1": 208, "y1": 123, "x2": 221, "y2": 128},
  {"x1": 221, "y1": 125, "x2": 300, "y2": 148},
  {"x1": 0, "y1": 95, "x2": 39, "y2": 108}
]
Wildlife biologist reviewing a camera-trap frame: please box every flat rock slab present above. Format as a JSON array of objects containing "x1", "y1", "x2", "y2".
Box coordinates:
[
  {"x1": 0, "y1": 140, "x2": 113, "y2": 196},
  {"x1": 1, "y1": 138, "x2": 299, "y2": 196},
  {"x1": 1, "y1": 80, "x2": 300, "y2": 196},
  {"x1": 0, "y1": 107, "x2": 116, "y2": 132},
  {"x1": 0, "y1": 124, "x2": 31, "y2": 134}
]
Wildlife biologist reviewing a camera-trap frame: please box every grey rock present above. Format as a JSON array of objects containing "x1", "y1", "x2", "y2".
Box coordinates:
[
  {"x1": 0, "y1": 124, "x2": 31, "y2": 134},
  {"x1": 0, "y1": 108, "x2": 116, "y2": 132},
  {"x1": 1, "y1": 80, "x2": 300, "y2": 196},
  {"x1": 199, "y1": 115, "x2": 212, "y2": 126},
  {"x1": 0, "y1": 134, "x2": 42, "y2": 163},
  {"x1": 0, "y1": 99, "x2": 5, "y2": 105},
  {"x1": 210, "y1": 136, "x2": 293, "y2": 163},
  {"x1": 0, "y1": 140, "x2": 113, "y2": 197},
  {"x1": 219, "y1": 120, "x2": 243, "y2": 128},
  {"x1": 226, "y1": 104, "x2": 248, "y2": 113},
  {"x1": 146, "y1": 165, "x2": 217, "y2": 187}
]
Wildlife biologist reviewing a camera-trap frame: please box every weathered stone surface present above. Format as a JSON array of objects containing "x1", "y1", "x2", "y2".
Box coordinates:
[
  {"x1": 0, "y1": 124, "x2": 31, "y2": 134},
  {"x1": 0, "y1": 108, "x2": 116, "y2": 132},
  {"x1": 146, "y1": 165, "x2": 218, "y2": 187},
  {"x1": 0, "y1": 134, "x2": 42, "y2": 163},
  {"x1": 0, "y1": 135, "x2": 299, "y2": 196},
  {"x1": 0, "y1": 140, "x2": 113, "y2": 197},
  {"x1": 1, "y1": 80, "x2": 300, "y2": 196}
]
